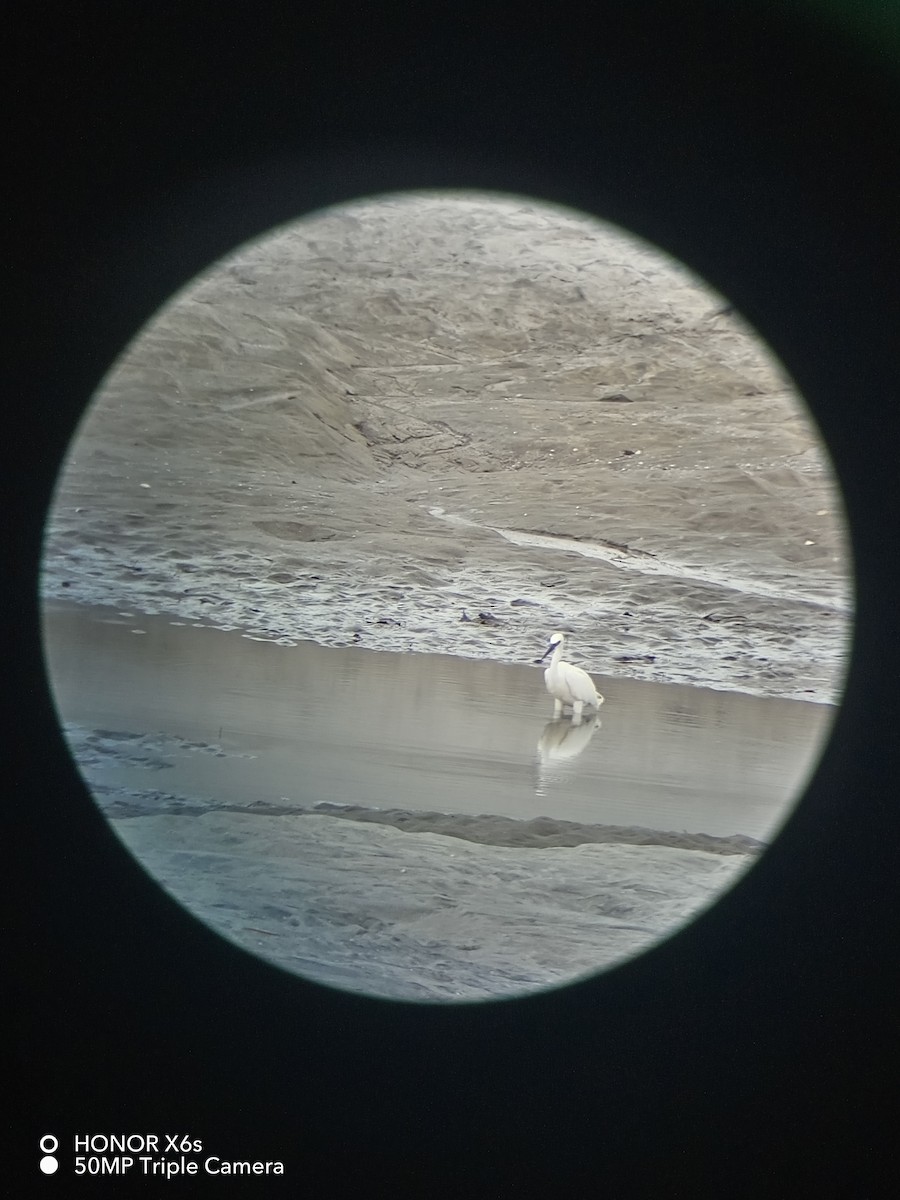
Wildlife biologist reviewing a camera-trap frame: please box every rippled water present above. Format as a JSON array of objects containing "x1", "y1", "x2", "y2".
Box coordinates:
[{"x1": 43, "y1": 602, "x2": 834, "y2": 842}]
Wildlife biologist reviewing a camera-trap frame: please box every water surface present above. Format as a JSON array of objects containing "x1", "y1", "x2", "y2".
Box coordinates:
[{"x1": 43, "y1": 602, "x2": 833, "y2": 843}]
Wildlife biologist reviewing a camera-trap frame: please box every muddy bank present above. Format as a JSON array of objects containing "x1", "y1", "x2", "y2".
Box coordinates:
[
  {"x1": 86, "y1": 784, "x2": 764, "y2": 857},
  {"x1": 42, "y1": 194, "x2": 852, "y2": 703},
  {"x1": 113, "y1": 807, "x2": 754, "y2": 1002}
]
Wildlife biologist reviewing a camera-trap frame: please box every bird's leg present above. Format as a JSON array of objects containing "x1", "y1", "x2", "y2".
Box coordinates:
[
  {"x1": 553, "y1": 698, "x2": 563, "y2": 718},
  {"x1": 572, "y1": 700, "x2": 584, "y2": 724}
]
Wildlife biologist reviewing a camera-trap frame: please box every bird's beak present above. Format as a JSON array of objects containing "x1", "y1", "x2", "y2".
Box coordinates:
[{"x1": 539, "y1": 644, "x2": 553, "y2": 662}]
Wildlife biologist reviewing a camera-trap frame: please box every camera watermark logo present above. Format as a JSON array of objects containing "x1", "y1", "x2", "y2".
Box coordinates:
[{"x1": 39, "y1": 1135, "x2": 59, "y2": 1175}]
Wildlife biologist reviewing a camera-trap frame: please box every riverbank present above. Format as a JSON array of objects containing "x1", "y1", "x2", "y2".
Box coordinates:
[{"x1": 42, "y1": 194, "x2": 852, "y2": 703}]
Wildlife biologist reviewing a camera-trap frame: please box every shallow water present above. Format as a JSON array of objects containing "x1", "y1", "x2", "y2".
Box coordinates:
[{"x1": 43, "y1": 601, "x2": 834, "y2": 843}]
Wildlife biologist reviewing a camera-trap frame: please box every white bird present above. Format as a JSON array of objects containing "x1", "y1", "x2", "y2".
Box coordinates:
[{"x1": 539, "y1": 631, "x2": 604, "y2": 721}]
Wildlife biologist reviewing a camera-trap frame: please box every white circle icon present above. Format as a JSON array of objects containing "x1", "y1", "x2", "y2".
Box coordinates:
[
  {"x1": 40, "y1": 1156, "x2": 59, "y2": 1175},
  {"x1": 40, "y1": 1135, "x2": 58, "y2": 1153}
]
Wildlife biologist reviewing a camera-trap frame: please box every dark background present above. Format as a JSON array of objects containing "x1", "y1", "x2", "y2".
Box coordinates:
[{"x1": 9, "y1": 2, "x2": 900, "y2": 1193}]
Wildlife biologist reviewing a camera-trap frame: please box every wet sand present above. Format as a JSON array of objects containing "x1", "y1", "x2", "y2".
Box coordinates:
[
  {"x1": 41, "y1": 194, "x2": 853, "y2": 1000},
  {"x1": 113, "y1": 807, "x2": 753, "y2": 1002}
]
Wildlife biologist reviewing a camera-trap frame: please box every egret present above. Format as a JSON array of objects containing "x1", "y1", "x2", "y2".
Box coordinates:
[{"x1": 539, "y1": 631, "x2": 604, "y2": 721}]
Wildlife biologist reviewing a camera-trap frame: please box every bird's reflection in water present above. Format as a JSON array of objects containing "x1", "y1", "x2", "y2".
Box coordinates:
[{"x1": 535, "y1": 713, "x2": 602, "y2": 799}]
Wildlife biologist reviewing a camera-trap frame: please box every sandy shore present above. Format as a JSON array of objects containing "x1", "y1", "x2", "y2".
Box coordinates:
[
  {"x1": 43, "y1": 194, "x2": 851, "y2": 703},
  {"x1": 43, "y1": 195, "x2": 851, "y2": 999}
]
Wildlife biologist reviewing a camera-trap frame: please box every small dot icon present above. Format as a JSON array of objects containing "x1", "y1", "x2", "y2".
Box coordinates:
[{"x1": 40, "y1": 1156, "x2": 59, "y2": 1175}]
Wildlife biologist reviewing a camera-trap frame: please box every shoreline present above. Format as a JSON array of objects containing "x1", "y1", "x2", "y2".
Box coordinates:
[
  {"x1": 60, "y1": 708, "x2": 777, "y2": 856},
  {"x1": 40, "y1": 582, "x2": 847, "y2": 708},
  {"x1": 84, "y1": 774, "x2": 767, "y2": 858},
  {"x1": 40, "y1": 196, "x2": 851, "y2": 708}
]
